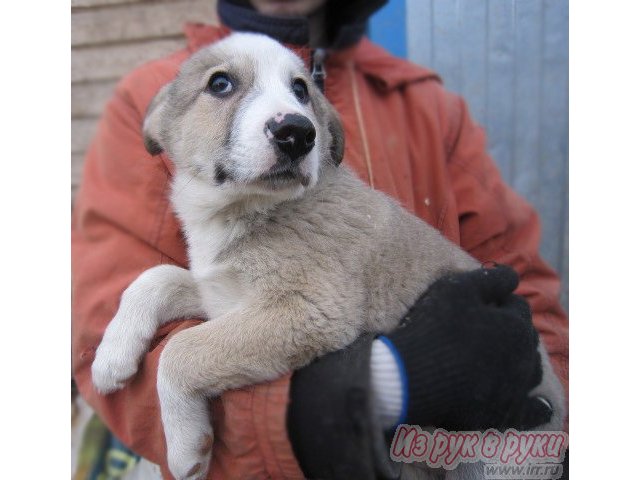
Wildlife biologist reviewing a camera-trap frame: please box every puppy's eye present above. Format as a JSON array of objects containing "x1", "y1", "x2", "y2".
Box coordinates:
[
  {"x1": 292, "y1": 79, "x2": 309, "y2": 104},
  {"x1": 208, "y1": 73, "x2": 234, "y2": 96}
]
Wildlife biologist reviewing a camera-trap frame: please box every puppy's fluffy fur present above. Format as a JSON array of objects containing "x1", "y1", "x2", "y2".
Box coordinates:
[{"x1": 92, "y1": 33, "x2": 565, "y2": 480}]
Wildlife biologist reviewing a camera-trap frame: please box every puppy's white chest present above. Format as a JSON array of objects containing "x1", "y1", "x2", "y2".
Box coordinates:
[
  {"x1": 186, "y1": 219, "x2": 250, "y2": 319},
  {"x1": 193, "y1": 263, "x2": 247, "y2": 319}
]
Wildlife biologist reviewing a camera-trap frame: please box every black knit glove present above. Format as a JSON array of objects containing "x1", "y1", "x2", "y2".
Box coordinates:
[{"x1": 383, "y1": 264, "x2": 551, "y2": 431}]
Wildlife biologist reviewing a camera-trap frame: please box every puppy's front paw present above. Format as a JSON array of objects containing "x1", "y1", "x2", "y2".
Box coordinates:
[
  {"x1": 167, "y1": 430, "x2": 214, "y2": 480},
  {"x1": 158, "y1": 367, "x2": 215, "y2": 480},
  {"x1": 91, "y1": 340, "x2": 140, "y2": 394}
]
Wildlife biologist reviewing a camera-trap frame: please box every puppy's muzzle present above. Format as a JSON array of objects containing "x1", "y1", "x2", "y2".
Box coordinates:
[{"x1": 266, "y1": 113, "x2": 316, "y2": 164}]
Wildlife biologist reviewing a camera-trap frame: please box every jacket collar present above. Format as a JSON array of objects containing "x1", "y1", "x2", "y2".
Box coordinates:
[
  {"x1": 329, "y1": 38, "x2": 441, "y2": 91},
  {"x1": 182, "y1": 23, "x2": 440, "y2": 93}
]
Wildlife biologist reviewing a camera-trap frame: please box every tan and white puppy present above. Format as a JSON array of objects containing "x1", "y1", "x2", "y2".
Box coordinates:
[{"x1": 91, "y1": 33, "x2": 565, "y2": 480}]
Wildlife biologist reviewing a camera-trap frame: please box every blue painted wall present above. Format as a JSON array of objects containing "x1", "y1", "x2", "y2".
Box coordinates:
[
  {"x1": 370, "y1": 0, "x2": 569, "y2": 309},
  {"x1": 368, "y1": 0, "x2": 407, "y2": 58}
]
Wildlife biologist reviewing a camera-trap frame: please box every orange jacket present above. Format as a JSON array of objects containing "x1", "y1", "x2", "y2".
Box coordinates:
[{"x1": 72, "y1": 23, "x2": 568, "y2": 479}]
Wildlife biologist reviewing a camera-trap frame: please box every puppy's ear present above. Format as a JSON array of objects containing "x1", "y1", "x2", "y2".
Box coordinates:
[
  {"x1": 142, "y1": 83, "x2": 172, "y2": 156},
  {"x1": 313, "y1": 87, "x2": 345, "y2": 166},
  {"x1": 326, "y1": 104, "x2": 345, "y2": 166}
]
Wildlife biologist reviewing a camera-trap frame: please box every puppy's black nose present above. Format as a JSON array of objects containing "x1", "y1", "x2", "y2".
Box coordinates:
[{"x1": 266, "y1": 113, "x2": 316, "y2": 163}]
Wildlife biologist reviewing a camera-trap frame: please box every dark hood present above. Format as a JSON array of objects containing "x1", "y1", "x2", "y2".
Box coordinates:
[{"x1": 217, "y1": 0, "x2": 388, "y2": 49}]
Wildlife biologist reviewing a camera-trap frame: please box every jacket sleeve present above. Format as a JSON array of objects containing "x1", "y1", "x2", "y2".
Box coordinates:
[
  {"x1": 72, "y1": 67, "x2": 304, "y2": 479},
  {"x1": 443, "y1": 92, "x2": 569, "y2": 427}
]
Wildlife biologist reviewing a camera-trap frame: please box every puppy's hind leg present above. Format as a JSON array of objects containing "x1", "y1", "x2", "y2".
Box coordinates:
[{"x1": 92, "y1": 265, "x2": 204, "y2": 394}]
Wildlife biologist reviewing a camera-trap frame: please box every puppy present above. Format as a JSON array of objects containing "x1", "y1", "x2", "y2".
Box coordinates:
[{"x1": 91, "y1": 33, "x2": 565, "y2": 480}]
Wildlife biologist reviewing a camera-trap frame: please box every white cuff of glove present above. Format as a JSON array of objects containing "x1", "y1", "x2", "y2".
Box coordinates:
[{"x1": 370, "y1": 338, "x2": 405, "y2": 430}]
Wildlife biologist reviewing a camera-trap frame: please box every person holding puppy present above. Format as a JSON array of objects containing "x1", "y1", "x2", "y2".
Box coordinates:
[{"x1": 72, "y1": 0, "x2": 569, "y2": 478}]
